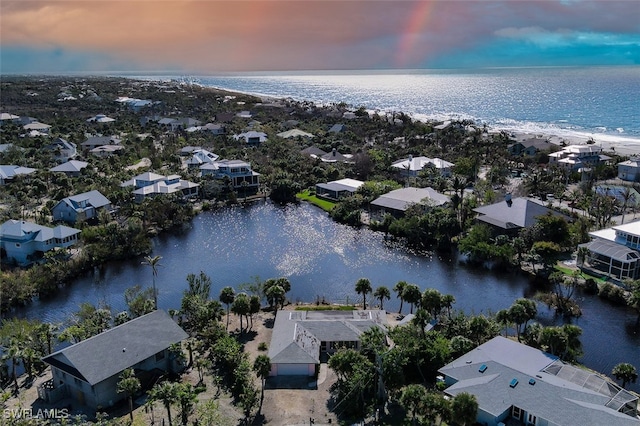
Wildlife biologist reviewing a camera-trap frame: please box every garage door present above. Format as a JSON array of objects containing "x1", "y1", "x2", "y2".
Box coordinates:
[{"x1": 275, "y1": 363, "x2": 312, "y2": 376}]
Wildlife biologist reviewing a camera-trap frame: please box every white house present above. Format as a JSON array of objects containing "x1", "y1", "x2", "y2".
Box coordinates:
[
  {"x1": 580, "y1": 220, "x2": 640, "y2": 281},
  {"x1": 548, "y1": 144, "x2": 609, "y2": 170},
  {"x1": 52, "y1": 190, "x2": 112, "y2": 224},
  {"x1": 618, "y1": 158, "x2": 640, "y2": 182},
  {"x1": 121, "y1": 172, "x2": 199, "y2": 203},
  {"x1": 186, "y1": 149, "x2": 219, "y2": 169},
  {"x1": 315, "y1": 178, "x2": 364, "y2": 200},
  {"x1": 391, "y1": 155, "x2": 454, "y2": 178},
  {"x1": 0, "y1": 220, "x2": 80, "y2": 265},
  {"x1": 23, "y1": 121, "x2": 51, "y2": 134},
  {"x1": 86, "y1": 114, "x2": 116, "y2": 123},
  {"x1": 234, "y1": 131, "x2": 267, "y2": 145}
]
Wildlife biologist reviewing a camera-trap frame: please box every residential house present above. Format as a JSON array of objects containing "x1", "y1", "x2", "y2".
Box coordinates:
[
  {"x1": 315, "y1": 178, "x2": 364, "y2": 200},
  {"x1": 0, "y1": 165, "x2": 36, "y2": 185},
  {"x1": 0, "y1": 220, "x2": 80, "y2": 265},
  {"x1": 618, "y1": 158, "x2": 640, "y2": 182},
  {"x1": 391, "y1": 155, "x2": 454, "y2": 178},
  {"x1": 40, "y1": 310, "x2": 188, "y2": 410},
  {"x1": 50, "y1": 160, "x2": 88, "y2": 177},
  {"x1": 52, "y1": 190, "x2": 112, "y2": 224},
  {"x1": 473, "y1": 197, "x2": 566, "y2": 235},
  {"x1": 236, "y1": 110, "x2": 253, "y2": 119},
  {"x1": 23, "y1": 121, "x2": 51, "y2": 134},
  {"x1": 370, "y1": 187, "x2": 450, "y2": 220},
  {"x1": 115, "y1": 97, "x2": 153, "y2": 112},
  {"x1": 86, "y1": 114, "x2": 116, "y2": 123},
  {"x1": 277, "y1": 129, "x2": 315, "y2": 139},
  {"x1": 157, "y1": 117, "x2": 202, "y2": 132},
  {"x1": 301, "y1": 146, "x2": 328, "y2": 159},
  {"x1": 185, "y1": 123, "x2": 225, "y2": 135},
  {"x1": 201, "y1": 160, "x2": 260, "y2": 190},
  {"x1": 90, "y1": 145, "x2": 124, "y2": 158},
  {"x1": 579, "y1": 220, "x2": 640, "y2": 281},
  {"x1": 508, "y1": 137, "x2": 554, "y2": 156},
  {"x1": 268, "y1": 310, "x2": 386, "y2": 376},
  {"x1": 548, "y1": 144, "x2": 610, "y2": 170},
  {"x1": 121, "y1": 172, "x2": 199, "y2": 203},
  {"x1": 0, "y1": 113, "x2": 20, "y2": 126},
  {"x1": 186, "y1": 149, "x2": 220, "y2": 169},
  {"x1": 328, "y1": 124, "x2": 346, "y2": 133},
  {"x1": 439, "y1": 336, "x2": 639, "y2": 426},
  {"x1": 234, "y1": 131, "x2": 268, "y2": 145},
  {"x1": 81, "y1": 136, "x2": 122, "y2": 151},
  {"x1": 47, "y1": 137, "x2": 77, "y2": 162},
  {"x1": 321, "y1": 148, "x2": 352, "y2": 163},
  {"x1": 179, "y1": 146, "x2": 202, "y2": 156}
]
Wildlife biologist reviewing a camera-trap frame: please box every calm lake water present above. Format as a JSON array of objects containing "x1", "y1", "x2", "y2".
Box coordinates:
[{"x1": 15, "y1": 201, "x2": 640, "y2": 390}]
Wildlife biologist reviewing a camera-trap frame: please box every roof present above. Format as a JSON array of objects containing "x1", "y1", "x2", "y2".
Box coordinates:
[
  {"x1": 582, "y1": 239, "x2": 640, "y2": 262},
  {"x1": 23, "y1": 121, "x2": 51, "y2": 130},
  {"x1": 50, "y1": 160, "x2": 88, "y2": 173},
  {"x1": 391, "y1": 156, "x2": 454, "y2": 172},
  {"x1": 0, "y1": 165, "x2": 36, "y2": 180},
  {"x1": 0, "y1": 220, "x2": 80, "y2": 242},
  {"x1": 90, "y1": 145, "x2": 124, "y2": 154},
  {"x1": 277, "y1": 129, "x2": 315, "y2": 139},
  {"x1": 473, "y1": 197, "x2": 560, "y2": 229},
  {"x1": 82, "y1": 136, "x2": 121, "y2": 147},
  {"x1": 268, "y1": 310, "x2": 386, "y2": 365},
  {"x1": 42, "y1": 310, "x2": 188, "y2": 386},
  {"x1": 316, "y1": 178, "x2": 364, "y2": 193},
  {"x1": 371, "y1": 187, "x2": 450, "y2": 212},
  {"x1": 439, "y1": 337, "x2": 639, "y2": 426},
  {"x1": 301, "y1": 146, "x2": 328, "y2": 157},
  {"x1": 59, "y1": 190, "x2": 111, "y2": 210}
]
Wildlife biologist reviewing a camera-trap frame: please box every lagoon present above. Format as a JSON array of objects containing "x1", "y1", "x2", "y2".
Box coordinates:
[{"x1": 15, "y1": 201, "x2": 640, "y2": 391}]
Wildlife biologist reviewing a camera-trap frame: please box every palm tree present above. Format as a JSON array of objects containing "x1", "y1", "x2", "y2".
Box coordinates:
[
  {"x1": 231, "y1": 293, "x2": 250, "y2": 332},
  {"x1": 142, "y1": 255, "x2": 163, "y2": 309},
  {"x1": 402, "y1": 284, "x2": 422, "y2": 314},
  {"x1": 253, "y1": 354, "x2": 271, "y2": 411},
  {"x1": 441, "y1": 294, "x2": 456, "y2": 319},
  {"x1": 355, "y1": 278, "x2": 372, "y2": 309},
  {"x1": 400, "y1": 384, "x2": 428, "y2": 425},
  {"x1": 219, "y1": 286, "x2": 236, "y2": 330},
  {"x1": 176, "y1": 383, "x2": 197, "y2": 426},
  {"x1": 373, "y1": 286, "x2": 391, "y2": 310},
  {"x1": 149, "y1": 381, "x2": 179, "y2": 426},
  {"x1": 393, "y1": 281, "x2": 408, "y2": 314},
  {"x1": 117, "y1": 368, "x2": 141, "y2": 423},
  {"x1": 451, "y1": 392, "x2": 478, "y2": 426},
  {"x1": 495, "y1": 309, "x2": 511, "y2": 337},
  {"x1": 612, "y1": 362, "x2": 638, "y2": 389}
]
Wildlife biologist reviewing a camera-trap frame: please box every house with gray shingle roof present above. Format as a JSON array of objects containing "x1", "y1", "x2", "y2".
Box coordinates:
[
  {"x1": 268, "y1": 310, "x2": 386, "y2": 376},
  {"x1": 41, "y1": 310, "x2": 188, "y2": 410},
  {"x1": 473, "y1": 197, "x2": 567, "y2": 234},
  {"x1": 52, "y1": 190, "x2": 112, "y2": 225},
  {"x1": 370, "y1": 187, "x2": 450, "y2": 220},
  {"x1": 47, "y1": 137, "x2": 77, "y2": 162},
  {"x1": 50, "y1": 160, "x2": 89, "y2": 177},
  {"x1": 0, "y1": 165, "x2": 36, "y2": 185},
  {"x1": 439, "y1": 336, "x2": 639, "y2": 426},
  {"x1": 0, "y1": 220, "x2": 80, "y2": 265}
]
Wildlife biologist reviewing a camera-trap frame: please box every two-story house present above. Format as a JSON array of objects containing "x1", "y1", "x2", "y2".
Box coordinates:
[
  {"x1": 200, "y1": 159, "x2": 260, "y2": 191},
  {"x1": 579, "y1": 220, "x2": 640, "y2": 281},
  {"x1": 121, "y1": 172, "x2": 199, "y2": 203},
  {"x1": 52, "y1": 190, "x2": 112, "y2": 224},
  {"x1": 0, "y1": 220, "x2": 80, "y2": 265},
  {"x1": 548, "y1": 144, "x2": 610, "y2": 171},
  {"x1": 391, "y1": 155, "x2": 454, "y2": 178}
]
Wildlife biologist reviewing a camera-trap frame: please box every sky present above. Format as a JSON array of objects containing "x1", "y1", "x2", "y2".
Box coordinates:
[{"x1": 1, "y1": 0, "x2": 639, "y2": 74}]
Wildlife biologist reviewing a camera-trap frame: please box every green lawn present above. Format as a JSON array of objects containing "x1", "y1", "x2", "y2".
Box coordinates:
[{"x1": 296, "y1": 190, "x2": 336, "y2": 212}]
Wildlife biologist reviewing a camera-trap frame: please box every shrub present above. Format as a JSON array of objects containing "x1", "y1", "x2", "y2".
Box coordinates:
[{"x1": 258, "y1": 342, "x2": 268, "y2": 351}]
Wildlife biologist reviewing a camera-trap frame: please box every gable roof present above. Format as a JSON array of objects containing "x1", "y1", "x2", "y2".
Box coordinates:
[
  {"x1": 473, "y1": 197, "x2": 562, "y2": 229},
  {"x1": 0, "y1": 165, "x2": 36, "y2": 180},
  {"x1": 371, "y1": 187, "x2": 450, "y2": 212},
  {"x1": 391, "y1": 156, "x2": 454, "y2": 172},
  {"x1": 277, "y1": 129, "x2": 315, "y2": 139},
  {"x1": 0, "y1": 220, "x2": 79, "y2": 242},
  {"x1": 439, "y1": 337, "x2": 639, "y2": 426},
  {"x1": 59, "y1": 190, "x2": 111, "y2": 210},
  {"x1": 43, "y1": 310, "x2": 187, "y2": 386},
  {"x1": 301, "y1": 146, "x2": 328, "y2": 157}
]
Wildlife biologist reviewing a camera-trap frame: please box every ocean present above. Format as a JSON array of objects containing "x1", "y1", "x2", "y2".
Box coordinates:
[{"x1": 133, "y1": 66, "x2": 640, "y2": 145}]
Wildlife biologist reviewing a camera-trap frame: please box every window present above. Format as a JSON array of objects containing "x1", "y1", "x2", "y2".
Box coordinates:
[
  {"x1": 155, "y1": 350, "x2": 165, "y2": 362},
  {"x1": 512, "y1": 406, "x2": 522, "y2": 420},
  {"x1": 527, "y1": 413, "x2": 537, "y2": 425}
]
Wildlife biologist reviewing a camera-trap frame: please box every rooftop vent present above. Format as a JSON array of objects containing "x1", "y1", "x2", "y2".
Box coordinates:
[
  {"x1": 479, "y1": 364, "x2": 488, "y2": 373},
  {"x1": 510, "y1": 378, "x2": 519, "y2": 388},
  {"x1": 529, "y1": 378, "x2": 536, "y2": 385}
]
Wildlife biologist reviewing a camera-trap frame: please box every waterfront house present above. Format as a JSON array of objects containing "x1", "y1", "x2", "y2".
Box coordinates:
[
  {"x1": 0, "y1": 165, "x2": 36, "y2": 185},
  {"x1": 473, "y1": 197, "x2": 565, "y2": 235},
  {"x1": 200, "y1": 159, "x2": 260, "y2": 191},
  {"x1": 618, "y1": 158, "x2": 640, "y2": 182},
  {"x1": 391, "y1": 155, "x2": 454, "y2": 178},
  {"x1": 40, "y1": 310, "x2": 188, "y2": 410},
  {"x1": 548, "y1": 144, "x2": 610, "y2": 171},
  {"x1": 50, "y1": 160, "x2": 88, "y2": 177},
  {"x1": 268, "y1": 310, "x2": 386, "y2": 376},
  {"x1": 234, "y1": 131, "x2": 268, "y2": 145},
  {"x1": 52, "y1": 190, "x2": 112, "y2": 225},
  {"x1": 370, "y1": 187, "x2": 450, "y2": 221},
  {"x1": 315, "y1": 178, "x2": 364, "y2": 200},
  {"x1": 121, "y1": 172, "x2": 199, "y2": 203},
  {"x1": 439, "y1": 336, "x2": 639, "y2": 426},
  {"x1": 47, "y1": 137, "x2": 77, "y2": 162},
  {"x1": 579, "y1": 220, "x2": 640, "y2": 281},
  {"x1": 0, "y1": 220, "x2": 80, "y2": 265}
]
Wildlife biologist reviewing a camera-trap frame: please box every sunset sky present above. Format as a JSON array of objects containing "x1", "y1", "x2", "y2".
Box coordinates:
[{"x1": 1, "y1": 0, "x2": 638, "y2": 74}]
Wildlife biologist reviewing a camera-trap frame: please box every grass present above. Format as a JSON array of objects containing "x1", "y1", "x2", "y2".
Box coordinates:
[
  {"x1": 295, "y1": 305, "x2": 356, "y2": 311},
  {"x1": 296, "y1": 190, "x2": 336, "y2": 212},
  {"x1": 554, "y1": 262, "x2": 607, "y2": 282}
]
